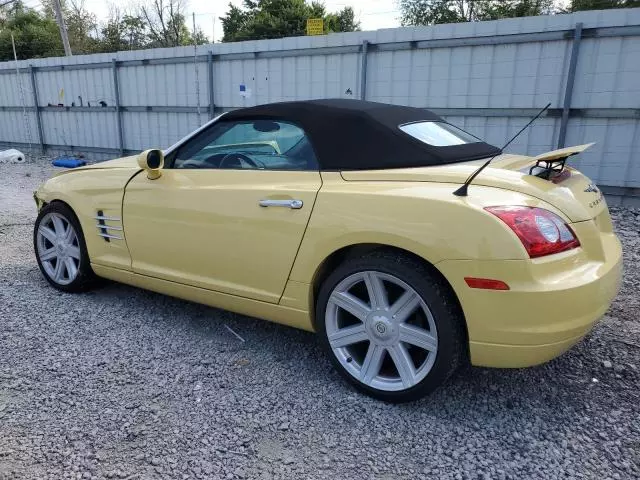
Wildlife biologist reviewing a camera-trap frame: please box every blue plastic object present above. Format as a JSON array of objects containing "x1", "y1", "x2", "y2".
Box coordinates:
[{"x1": 52, "y1": 157, "x2": 86, "y2": 168}]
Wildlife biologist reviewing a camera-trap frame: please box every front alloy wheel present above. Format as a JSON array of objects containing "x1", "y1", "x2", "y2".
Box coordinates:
[
  {"x1": 317, "y1": 251, "x2": 466, "y2": 402},
  {"x1": 34, "y1": 202, "x2": 98, "y2": 292},
  {"x1": 36, "y1": 212, "x2": 82, "y2": 285}
]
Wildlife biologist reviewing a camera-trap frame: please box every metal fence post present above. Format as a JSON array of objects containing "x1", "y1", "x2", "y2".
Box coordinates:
[
  {"x1": 557, "y1": 23, "x2": 583, "y2": 149},
  {"x1": 208, "y1": 50, "x2": 215, "y2": 119},
  {"x1": 112, "y1": 59, "x2": 124, "y2": 156},
  {"x1": 360, "y1": 40, "x2": 369, "y2": 101},
  {"x1": 29, "y1": 65, "x2": 45, "y2": 154}
]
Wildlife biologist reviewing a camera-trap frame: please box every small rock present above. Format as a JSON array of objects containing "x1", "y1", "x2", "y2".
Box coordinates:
[
  {"x1": 278, "y1": 422, "x2": 290, "y2": 431},
  {"x1": 603, "y1": 360, "x2": 613, "y2": 368},
  {"x1": 150, "y1": 457, "x2": 161, "y2": 466},
  {"x1": 283, "y1": 457, "x2": 295, "y2": 465}
]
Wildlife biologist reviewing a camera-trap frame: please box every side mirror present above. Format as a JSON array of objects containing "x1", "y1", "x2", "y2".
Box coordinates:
[{"x1": 137, "y1": 149, "x2": 164, "y2": 180}]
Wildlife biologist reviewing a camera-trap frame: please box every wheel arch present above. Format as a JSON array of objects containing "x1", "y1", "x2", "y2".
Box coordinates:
[
  {"x1": 309, "y1": 242, "x2": 469, "y2": 348},
  {"x1": 40, "y1": 197, "x2": 73, "y2": 213},
  {"x1": 37, "y1": 198, "x2": 88, "y2": 233}
]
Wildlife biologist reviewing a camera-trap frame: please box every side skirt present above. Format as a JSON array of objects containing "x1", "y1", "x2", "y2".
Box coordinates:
[{"x1": 91, "y1": 264, "x2": 314, "y2": 332}]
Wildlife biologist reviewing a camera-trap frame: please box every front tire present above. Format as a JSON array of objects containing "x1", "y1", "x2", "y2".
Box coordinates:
[
  {"x1": 34, "y1": 202, "x2": 98, "y2": 292},
  {"x1": 316, "y1": 250, "x2": 466, "y2": 403}
]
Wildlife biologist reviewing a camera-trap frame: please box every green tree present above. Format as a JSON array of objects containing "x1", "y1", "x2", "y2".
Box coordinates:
[
  {"x1": 399, "y1": 0, "x2": 556, "y2": 26},
  {"x1": 191, "y1": 26, "x2": 209, "y2": 45},
  {"x1": 220, "y1": 0, "x2": 360, "y2": 42},
  {"x1": 325, "y1": 6, "x2": 359, "y2": 33},
  {"x1": 100, "y1": 5, "x2": 148, "y2": 52},
  {"x1": 566, "y1": 0, "x2": 640, "y2": 11},
  {"x1": 0, "y1": 1, "x2": 63, "y2": 60},
  {"x1": 482, "y1": 0, "x2": 556, "y2": 20},
  {"x1": 65, "y1": 0, "x2": 100, "y2": 54},
  {"x1": 140, "y1": 0, "x2": 209, "y2": 47}
]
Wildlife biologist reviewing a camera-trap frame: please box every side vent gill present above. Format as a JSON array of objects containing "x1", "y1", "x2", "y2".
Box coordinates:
[{"x1": 96, "y1": 210, "x2": 123, "y2": 242}]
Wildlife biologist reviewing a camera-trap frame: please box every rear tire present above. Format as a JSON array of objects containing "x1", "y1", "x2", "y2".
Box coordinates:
[
  {"x1": 316, "y1": 250, "x2": 466, "y2": 403},
  {"x1": 34, "y1": 202, "x2": 99, "y2": 293}
]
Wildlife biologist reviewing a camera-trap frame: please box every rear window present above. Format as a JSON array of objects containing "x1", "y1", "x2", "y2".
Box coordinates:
[{"x1": 399, "y1": 121, "x2": 480, "y2": 147}]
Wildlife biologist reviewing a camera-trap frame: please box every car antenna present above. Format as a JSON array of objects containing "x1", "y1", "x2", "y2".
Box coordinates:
[{"x1": 453, "y1": 102, "x2": 552, "y2": 197}]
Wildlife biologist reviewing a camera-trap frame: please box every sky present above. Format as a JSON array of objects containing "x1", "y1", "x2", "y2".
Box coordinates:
[{"x1": 19, "y1": 0, "x2": 403, "y2": 43}]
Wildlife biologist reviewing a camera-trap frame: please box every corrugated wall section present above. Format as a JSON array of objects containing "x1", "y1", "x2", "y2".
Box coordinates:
[
  {"x1": 0, "y1": 69, "x2": 39, "y2": 146},
  {"x1": 119, "y1": 57, "x2": 209, "y2": 150},
  {"x1": 0, "y1": 8, "x2": 638, "y2": 194},
  {"x1": 363, "y1": 37, "x2": 569, "y2": 156},
  {"x1": 566, "y1": 32, "x2": 640, "y2": 189}
]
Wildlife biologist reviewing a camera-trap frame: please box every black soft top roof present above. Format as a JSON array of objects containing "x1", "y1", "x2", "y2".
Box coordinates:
[{"x1": 223, "y1": 99, "x2": 501, "y2": 171}]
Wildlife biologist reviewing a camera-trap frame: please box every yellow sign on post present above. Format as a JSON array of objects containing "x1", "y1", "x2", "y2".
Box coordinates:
[{"x1": 306, "y1": 18, "x2": 324, "y2": 36}]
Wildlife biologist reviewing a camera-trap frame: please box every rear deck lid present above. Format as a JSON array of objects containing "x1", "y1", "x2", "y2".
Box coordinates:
[{"x1": 341, "y1": 144, "x2": 605, "y2": 222}]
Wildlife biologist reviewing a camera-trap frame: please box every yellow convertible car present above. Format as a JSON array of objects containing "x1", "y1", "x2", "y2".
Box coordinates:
[{"x1": 33, "y1": 99, "x2": 622, "y2": 402}]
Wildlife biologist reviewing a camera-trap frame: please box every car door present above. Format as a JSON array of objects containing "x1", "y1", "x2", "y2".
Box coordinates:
[{"x1": 123, "y1": 118, "x2": 322, "y2": 304}]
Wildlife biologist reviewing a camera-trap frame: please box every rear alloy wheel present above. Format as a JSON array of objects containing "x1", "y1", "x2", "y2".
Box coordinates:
[
  {"x1": 317, "y1": 251, "x2": 465, "y2": 402},
  {"x1": 34, "y1": 202, "x2": 98, "y2": 292}
]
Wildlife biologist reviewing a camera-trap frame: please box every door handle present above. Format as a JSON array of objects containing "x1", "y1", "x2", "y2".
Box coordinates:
[{"x1": 259, "y1": 199, "x2": 303, "y2": 209}]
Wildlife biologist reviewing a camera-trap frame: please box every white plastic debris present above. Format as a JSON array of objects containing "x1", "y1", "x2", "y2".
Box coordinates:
[
  {"x1": 0, "y1": 149, "x2": 26, "y2": 164},
  {"x1": 224, "y1": 324, "x2": 246, "y2": 343}
]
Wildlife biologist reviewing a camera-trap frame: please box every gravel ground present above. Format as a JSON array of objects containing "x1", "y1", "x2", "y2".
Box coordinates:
[{"x1": 1, "y1": 160, "x2": 639, "y2": 480}]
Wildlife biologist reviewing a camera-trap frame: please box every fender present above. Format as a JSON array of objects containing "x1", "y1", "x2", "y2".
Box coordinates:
[
  {"x1": 35, "y1": 167, "x2": 140, "y2": 271},
  {"x1": 288, "y1": 172, "x2": 566, "y2": 286}
]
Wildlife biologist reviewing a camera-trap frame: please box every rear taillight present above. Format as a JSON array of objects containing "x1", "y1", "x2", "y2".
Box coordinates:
[{"x1": 485, "y1": 206, "x2": 580, "y2": 258}]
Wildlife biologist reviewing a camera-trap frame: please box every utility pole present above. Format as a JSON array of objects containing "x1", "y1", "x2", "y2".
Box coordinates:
[
  {"x1": 193, "y1": 12, "x2": 201, "y2": 124},
  {"x1": 52, "y1": 0, "x2": 73, "y2": 56}
]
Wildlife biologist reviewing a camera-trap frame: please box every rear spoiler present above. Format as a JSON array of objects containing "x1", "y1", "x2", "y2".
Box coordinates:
[
  {"x1": 528, "y1": 143, "x2": 595, "y2": 179},
  {"x1": 532, "y1": 143, "x2": 595, "y2": 162}
]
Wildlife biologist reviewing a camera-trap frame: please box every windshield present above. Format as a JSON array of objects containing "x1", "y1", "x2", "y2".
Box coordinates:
[{"x1": 399, "y1": 121, "x2": 480, "y2": 147}]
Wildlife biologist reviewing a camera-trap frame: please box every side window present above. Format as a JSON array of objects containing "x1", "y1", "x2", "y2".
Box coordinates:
[{"x1": 172, "y1": 120, "x2": 318, "y2": 171}]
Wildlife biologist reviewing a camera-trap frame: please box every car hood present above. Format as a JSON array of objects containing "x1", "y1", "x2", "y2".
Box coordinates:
[
  {"x1": 53, "y1": 155, "x2": 140, "y2": 176},
  {"x1": 341, "y1": 145, "x2": 604, "y2": 222}
]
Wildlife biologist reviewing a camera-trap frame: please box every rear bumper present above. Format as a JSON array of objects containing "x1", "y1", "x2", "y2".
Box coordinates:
[
  {"x1": 437, "y1": 233, "x2": 622, "y2": 368},
  {"x1": 469, "y1": 332, "x2": 590, "y2": 368}
]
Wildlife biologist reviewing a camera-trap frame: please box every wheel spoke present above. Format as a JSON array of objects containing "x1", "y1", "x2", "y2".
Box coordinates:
[
  {"x1": 389, "y1": 290, "x2": 420, "y2": 323},
  {"x1": 64, "y1": 258, "x2": 78, "y2": 281},
  {"x1": 63, "y1": 224, "x2": 76, "y2": 244},
  {"x1": 53, "y1": 259, "x2": 65, "y2": 282},
  {"x1": 39, "y1": 247, "x2": 58, "y2": 262},
  {"x1": 328, "y1": 291, "x2": 371, "y2": 321},
  {"x1": 399, "y1": 324, "x2": 437, "y2": 352},
  {"x1": 360, "y1": 343, "x2": 385, "y2": 384},
  {"x1": 38, "y1": 226, "x2": 57, "y2": 243},
  {"x1": 67, "y1": 246, "x2": 81, "y2": 260},
  {"x1": 387, "y1": 343, "x2": 416, "y2": 388},
  {"x1": 328, "y1": 324, "x2": 368, "y2": 349},
  {"x1": 364, "y1": 272, "x2": 388, "y2": 310},
  {"x1": 51, "y1": 215, "x2": 66, "y2": 236}
]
